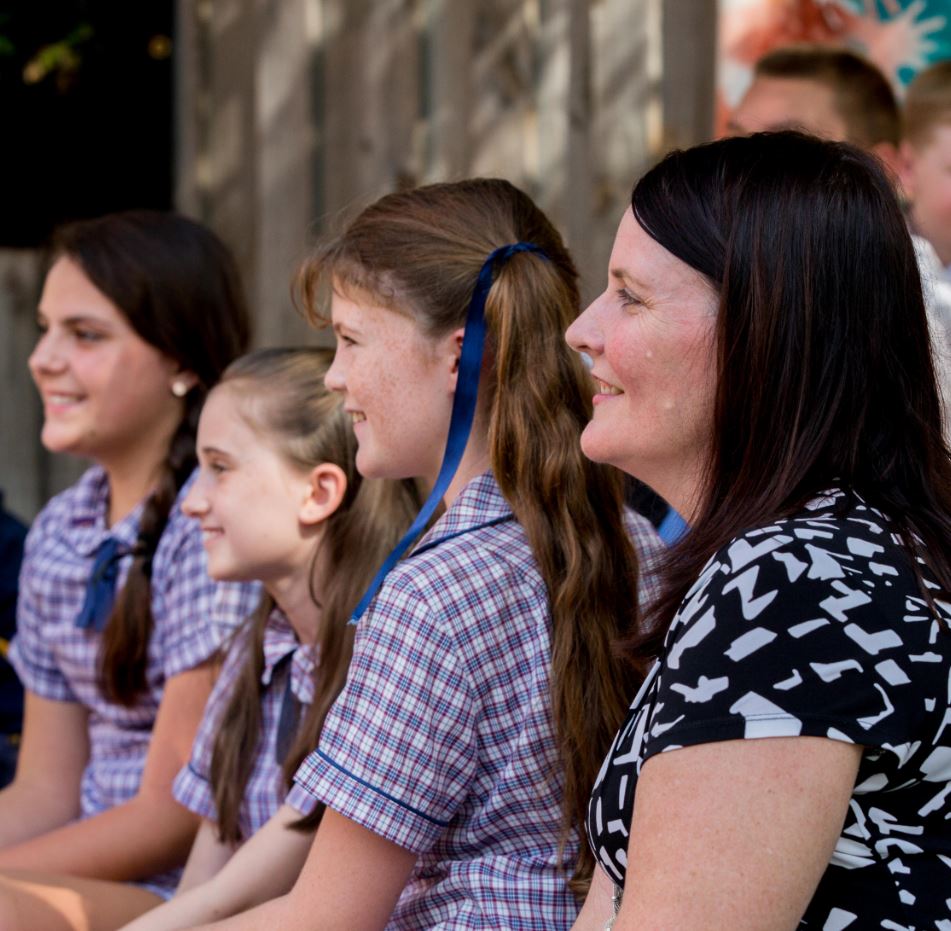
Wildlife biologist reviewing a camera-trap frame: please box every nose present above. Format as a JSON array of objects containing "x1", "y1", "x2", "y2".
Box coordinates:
[
  {"x1": 324, "y1": 350, "x2": 346, "y2": 394},
  {"x1": 28, "y1": 329, "x2": 67, "y2": 379},
  {"x1": 565, "y1": 295, "x2": 605, "y2": 358},
  {"x1": 181, "y1": 477, "x2": 210, "y2": 519}
]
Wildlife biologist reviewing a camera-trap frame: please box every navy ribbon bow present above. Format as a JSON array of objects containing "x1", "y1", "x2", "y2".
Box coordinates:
[
  {"x1": 349, "y1": 241, "x2": 548, "y2": 625},
  {"x1": 74, "y1": 537, "x2": 125, "y2": 631}
]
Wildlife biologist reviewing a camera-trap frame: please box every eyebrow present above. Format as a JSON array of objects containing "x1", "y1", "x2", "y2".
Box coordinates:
[
  {"x1": 609, "y1": 267, "x2": 651, "y2": 290},
  {"x1": 36, "y1": 311, "x2": 115, "y2": 329},
  {"x1": 199, "y1": 445, "x2": 234, "y2": 459}
]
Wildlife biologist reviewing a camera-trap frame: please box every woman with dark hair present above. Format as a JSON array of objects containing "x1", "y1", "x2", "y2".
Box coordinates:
[
  {"x1": 0, "y1": 211, "x2": 258, "y2": 929},
  {"x1": 568, "y1": 132, "x2": 951, "y2": 929}
]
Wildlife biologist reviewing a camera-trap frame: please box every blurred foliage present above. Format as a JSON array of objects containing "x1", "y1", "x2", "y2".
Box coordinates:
[{"x1": 0, "y1": 4, "x2": 96, "y2": 92}]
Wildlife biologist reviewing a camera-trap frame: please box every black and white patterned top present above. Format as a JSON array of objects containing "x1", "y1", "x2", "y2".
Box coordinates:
[{"x1": 587, "y1": 490, "x2": 951, "y2": 930}]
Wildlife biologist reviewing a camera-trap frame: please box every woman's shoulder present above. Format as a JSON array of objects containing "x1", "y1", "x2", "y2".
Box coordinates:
[
  {"x1": 676, "y1": 489, "x2": 945, "y2": 645},
  {"x1": 702, "y1": 490, "x2": 907, "y2": 587},
  {"x1": 25, "y1": 466, "x2": 108, "y2": 551}
]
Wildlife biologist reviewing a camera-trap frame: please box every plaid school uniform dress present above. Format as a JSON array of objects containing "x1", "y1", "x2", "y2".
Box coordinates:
[
  {"x1": 9, "y1": 466, "x2": 259, "y2": 897},
  {"x1": 174, "y1": 605, "x2": 318, "y2": 835},
  {"x1": 287, "y1": 472, "x2": 664, "y2": 930}
]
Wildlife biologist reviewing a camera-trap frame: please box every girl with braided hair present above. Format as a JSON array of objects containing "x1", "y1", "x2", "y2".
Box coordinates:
[{"x1": 0, "y1": 211, "x2": 259, "y2": 929}]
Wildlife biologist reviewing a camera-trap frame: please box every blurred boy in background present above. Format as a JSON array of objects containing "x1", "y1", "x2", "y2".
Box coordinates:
[
  {"x1": 727, "y1": 44, "x2": 951, "y2": 436},
  {"x1": 901, "y1": 61, "x2": 951, "y2": 281}
]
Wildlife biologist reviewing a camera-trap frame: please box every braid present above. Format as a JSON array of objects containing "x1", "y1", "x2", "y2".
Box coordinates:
[{"x1": 98, "y1": 400, "x2": 200, "y2": 705}]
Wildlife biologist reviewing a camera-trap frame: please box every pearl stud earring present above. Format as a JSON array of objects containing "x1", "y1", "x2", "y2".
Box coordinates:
[{"x1": 171, "y1": 380, "x2": 189, "y2": 398}]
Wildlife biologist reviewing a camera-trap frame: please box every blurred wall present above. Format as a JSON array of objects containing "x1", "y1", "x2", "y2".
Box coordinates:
[{"x1": 2, "y1": 0, "x2": 716, "y2": 521}]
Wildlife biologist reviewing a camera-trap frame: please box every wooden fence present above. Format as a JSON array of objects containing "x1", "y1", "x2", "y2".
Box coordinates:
[{"x1": 0, "y1": 0, "x2": 715, "y2": 521}]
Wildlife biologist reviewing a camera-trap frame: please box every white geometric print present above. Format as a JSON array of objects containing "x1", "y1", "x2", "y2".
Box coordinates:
[{"x1": 587, "y1": 490, "x2": 951, "y2": 928}]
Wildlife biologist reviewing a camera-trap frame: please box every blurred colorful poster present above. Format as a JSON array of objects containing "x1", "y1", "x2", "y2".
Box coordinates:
[{"x1": 717, "y1": 0, "x2": 951, "y2": 130}]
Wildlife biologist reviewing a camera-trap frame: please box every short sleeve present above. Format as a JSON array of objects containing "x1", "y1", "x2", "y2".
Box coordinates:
[
  {"x1": 290, "y1": 572, "x2": 478, "y2": 853},
  {"x1": 171, "y1": 629, "x2": 248, "y2": 820},
  {"x1": 151, "y1": 506, "x2": 259, "y2": 680},
  {"x1": 642, "y1": 530, "x2": 943, "y2": 764},
  {"x1": 8, "y1": 522, "x2": 76, "y2": 703}
]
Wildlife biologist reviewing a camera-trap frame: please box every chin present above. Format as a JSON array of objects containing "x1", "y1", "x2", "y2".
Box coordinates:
[{"x1": 579, "y1": 427, "x2": 623, "y2": 469}]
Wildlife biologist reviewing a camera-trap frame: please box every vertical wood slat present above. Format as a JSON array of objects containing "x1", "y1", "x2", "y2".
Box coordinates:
[{"x1": 661, "y1": 0, "x2": 717, "y2": 150}]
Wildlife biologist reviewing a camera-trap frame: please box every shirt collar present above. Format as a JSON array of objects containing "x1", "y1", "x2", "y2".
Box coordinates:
[
  {"x1": 412, "y1": 471, "x2": 514, "y2": 556},
  {"x1": 260, "y1": 606, "x2": 318, "y2": 705}
]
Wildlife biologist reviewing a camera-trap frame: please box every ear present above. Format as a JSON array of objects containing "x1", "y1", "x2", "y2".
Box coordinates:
[
  {"x1": 447, "y1": 327, "x2": 465, "y2": 393},
  {"x1": 897, "y1": 140, "x2": 919, "y2": 201},
  {"x1": 299, "y1": 462, "x2": 348, "y2": 526},
  {"x1": 870, "y1": 141, "x2": 904, "y2": 192}
]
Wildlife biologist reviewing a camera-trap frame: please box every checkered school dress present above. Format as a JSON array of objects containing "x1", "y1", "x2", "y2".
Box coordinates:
[
  {"x1": 9, "y1": 466, "x2": 259, "y2": 896},
  {"x1": 174, "y1": 605, "x2": 318, "y2": 836},
  {"x1": 287, "y1": 472, "x2": 663, "y2": 930}
]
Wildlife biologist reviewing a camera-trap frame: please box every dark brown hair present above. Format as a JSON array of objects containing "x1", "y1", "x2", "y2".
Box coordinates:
[
  {"x1": 296, "y1": 178, "x2": 643, "y2": 893},
  {"x1": 754, "y1": 45, "x2": 899, "y2": 147},
  {"x1": 624, "y1": 131, "x2": 951, "y2": 664},
  {"x1": 904, "y1": 60, "x2": 951, "y2": 147},
  {"x1": 206, "y1": 349, "x2": 422, "y2": 843},
  {"x1": 52, "y1": 210, "x2": 251, "y2": 706}
]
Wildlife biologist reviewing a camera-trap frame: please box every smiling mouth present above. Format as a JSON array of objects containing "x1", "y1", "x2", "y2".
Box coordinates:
[
  {"x1": 350, "y1": 411, "x2": 366, "y2": 424},
  {"x1": 595, "y1": 379, "x2": 622, "y2": 396},
  {"x1": 45, "y1": 392, "x2": 85, "y2": 406}
]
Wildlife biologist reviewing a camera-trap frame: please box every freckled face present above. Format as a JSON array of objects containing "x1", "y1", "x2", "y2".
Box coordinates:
[
  {"x1": 28, "y1": 256, "x2": 183, "y2": 468},
  {"x1": 565, "y1": 210, "x2": 718, "y2": 506},
  {"x1": 324, "y1": 289, "x2": 456, "y2": 482}
]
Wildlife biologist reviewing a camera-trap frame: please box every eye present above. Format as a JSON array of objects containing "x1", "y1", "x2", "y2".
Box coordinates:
[
  {"x1": 74, "y1": 328, "x2": 104, "y2": 343},
  {"x1": 209, "y1": 461, "x2": 228, "y2": 475},
  {"x1": 338, "y1": 333, "x2": 357, "y2": 347},
  {"x1": 617, "y1": 288, "x2": 643, "y2": 309}
]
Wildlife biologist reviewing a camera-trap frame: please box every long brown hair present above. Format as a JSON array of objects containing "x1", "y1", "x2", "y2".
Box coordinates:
[
  {"x1": 52, "y1": 210, "x2": 251, "y2": 706},
  {"x1": 207, "y1": 348, "x2": 421, "y2": 843},
  {"x1": 296, "y1": 178, "x2": 642, "y2": 893},
  {"x1": 624, "y1": 132, "x2": 951, "y2": 664}
]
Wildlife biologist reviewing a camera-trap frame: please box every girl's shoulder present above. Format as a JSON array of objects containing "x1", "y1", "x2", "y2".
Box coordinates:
[{"x1": 25, "y1": 466, "x2": 108, "y2": 553}]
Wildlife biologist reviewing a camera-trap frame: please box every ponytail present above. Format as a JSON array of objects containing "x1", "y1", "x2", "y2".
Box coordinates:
[{"x1": 487, "y1": 252, "x2": 640, "y2": 894}]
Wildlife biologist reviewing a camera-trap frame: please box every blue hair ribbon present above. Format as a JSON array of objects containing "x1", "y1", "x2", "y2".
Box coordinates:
[{"x1": 349, "y1": 241, "x2": 548, "y2": 624}]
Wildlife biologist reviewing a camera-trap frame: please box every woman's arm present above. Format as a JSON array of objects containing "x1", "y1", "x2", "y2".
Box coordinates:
[
  {"x1": 192, "y1": 808, "x2": 417, "y2": 931},
  {"x1": 611, "y1": 735, "x2": 862, "y2": 931},
  {"x1": 0, "y1": 661, "x2": 214, "y2": 877},
  {"x1": 120, "y1": 805, "x2": 314, "y2": 931},
  {"x1": 572, "y1": 866, "x2": 617, "y2": 931},
  {"x1": 175, "y1": 819, "x2": 237, "y2": 894},
  {"x1": 0, "y1": 692, "x2": 89, "y2": 846}
]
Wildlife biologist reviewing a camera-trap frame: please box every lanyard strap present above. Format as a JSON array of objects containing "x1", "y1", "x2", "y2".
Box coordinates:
[{"x1": 349, "y1": 241, "x2": 548, "y2": 624}]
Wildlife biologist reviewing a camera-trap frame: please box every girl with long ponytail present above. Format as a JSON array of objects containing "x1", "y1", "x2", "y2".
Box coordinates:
[
  {"x1": 0, "y1": 211, "x2": 258, "y2": 929},
  {"x1": 180, "y1": 178, "x2": 663, "y2": 930}
]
